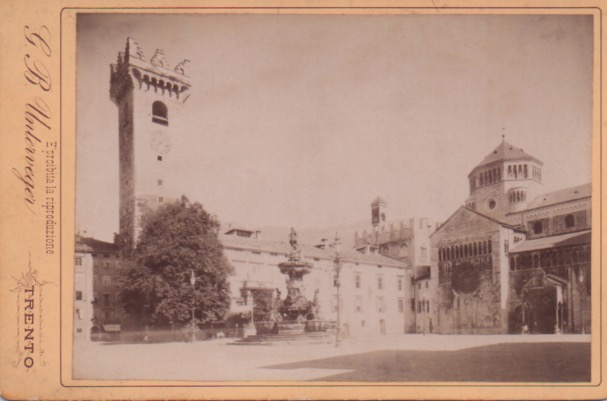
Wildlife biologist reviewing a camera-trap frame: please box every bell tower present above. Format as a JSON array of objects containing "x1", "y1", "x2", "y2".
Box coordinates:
[
  {"x1": 110, "y1": 38, "x2": 191, "y2": 255},
  {"x1": 371, "y1": 196, "x2": 388, "y2": 231}
]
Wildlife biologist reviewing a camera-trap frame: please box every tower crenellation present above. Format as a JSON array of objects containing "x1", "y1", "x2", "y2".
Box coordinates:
[{"x1": 110, "y1": 38, "x2": 192, "y2": 256}]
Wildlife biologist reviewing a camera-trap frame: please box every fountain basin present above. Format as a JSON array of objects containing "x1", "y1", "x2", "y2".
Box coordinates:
[
  {"x1": 305, "y1": 320, "x2": 333, "y2": 332},
  {"x1": 254, "y1": 321, "x2": 277, "y2": 335},
  {"x1": 277, "y1": 321, "x2": 305, "y2": 335}
]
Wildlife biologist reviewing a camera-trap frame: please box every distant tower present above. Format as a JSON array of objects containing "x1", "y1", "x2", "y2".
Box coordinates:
[
  {"x1": 371, "y1": 196, "x2": 388, "y2": 230},
  {"x1": 110, "y1": 38, "x2": 191, "y2": 255},
  {"x1": 370, "y1": 196, "x2": 387, "y2": 252},
  {"x1": 465, "y1": 139, "x2": 543, "y2": 220}
]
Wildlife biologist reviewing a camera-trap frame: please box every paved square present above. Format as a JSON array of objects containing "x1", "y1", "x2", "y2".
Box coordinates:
[{"x1": 73, "y1": 334, "x2": 590, "y2": 382}]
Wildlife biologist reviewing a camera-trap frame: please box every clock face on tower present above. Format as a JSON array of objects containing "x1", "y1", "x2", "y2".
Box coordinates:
[{"x1": 151, "y1": 130, "x2": 172, "y2": 155}]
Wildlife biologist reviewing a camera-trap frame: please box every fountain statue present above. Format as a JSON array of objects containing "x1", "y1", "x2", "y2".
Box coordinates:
[{"x1": 253, "y1": 228, "x2": 332, "y2": 336}]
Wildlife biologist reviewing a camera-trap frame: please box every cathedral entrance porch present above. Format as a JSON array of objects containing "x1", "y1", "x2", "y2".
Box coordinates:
[{"x1": 518, "y1": 270, "x2": 567, "y2": 334}]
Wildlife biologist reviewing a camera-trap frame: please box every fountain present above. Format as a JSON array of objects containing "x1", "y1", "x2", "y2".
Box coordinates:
[{"x1": 248, "y1": 228, "x2": 333, "y2": 341}]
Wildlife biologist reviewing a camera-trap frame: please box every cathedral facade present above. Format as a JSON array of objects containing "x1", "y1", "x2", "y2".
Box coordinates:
[{"x1": 430, "y1": 140, "x2": 591, "y2": 334}]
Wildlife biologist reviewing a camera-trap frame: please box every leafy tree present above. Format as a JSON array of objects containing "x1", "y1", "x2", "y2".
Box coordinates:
[{"x1": 119, "y1": 196, "x2": 233, "y2": 328}]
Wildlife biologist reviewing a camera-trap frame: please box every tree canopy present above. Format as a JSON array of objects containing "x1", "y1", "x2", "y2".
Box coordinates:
[{"x1": 119, "y1": 196, "x2": 233, "y2": 328}]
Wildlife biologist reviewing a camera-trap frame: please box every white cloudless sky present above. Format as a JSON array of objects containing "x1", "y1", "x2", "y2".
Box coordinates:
[{"x1": 76, "y1": 13, "x2": 593, "y2": 242}]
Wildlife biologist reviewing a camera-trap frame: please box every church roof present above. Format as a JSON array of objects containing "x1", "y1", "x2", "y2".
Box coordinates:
[
  {"x1": 472, "y1": 140, "x2": 542, "y2": 172},
  {"x1": 430, "y1": 205, "x2": 524, "y2": 237},
  {"x1": 509, "y1": 229, "x2": 591, "y2": 254},
  {"x1": 524, "y1": 183, "x2": 591, "y2": 211}
]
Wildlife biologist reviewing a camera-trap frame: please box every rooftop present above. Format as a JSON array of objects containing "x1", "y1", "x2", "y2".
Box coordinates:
[
  {"x1": 472, "y1": 140, "x2": 542, "y2": 172},
  {"x1": 371, "y1": 196, "x2": 388, "y2": 206},
  {"x1": 524, "y1": 183, "x2": 591, "y2": 211},
  {"x1": 509, "y1": 229, "x2": 591, "y2": 254},
  {"x1": 75, "y1": 236, "x2": 119, "y2": 253},
  {"x1": 220, "y1": 234, "x2": 408, "y2": 268}
]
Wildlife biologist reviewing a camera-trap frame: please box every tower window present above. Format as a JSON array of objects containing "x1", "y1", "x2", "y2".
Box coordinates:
[
  {"x1": 533, "y1": 221, "x2": 543, "y2": 234},
  {"x1": 152, "y1": 101, "x2": 168, "y2": 125},
  {"x1": 157, "y1": 156, "x2": 163, "y2": 161},
  {"x1": 565, "y1": 214, "x2": 575, "y2": 228},
  {"x1": 488, "y1": 199, "x2": 496, "y2": 209},
  {"x1": 157, "y1": 179, "x2": 163, "y2": 186}
]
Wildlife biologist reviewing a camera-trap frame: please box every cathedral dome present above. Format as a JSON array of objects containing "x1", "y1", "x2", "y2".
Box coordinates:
[{"x1": 473, "y1": 140, "x2": 542, "y2": 171}]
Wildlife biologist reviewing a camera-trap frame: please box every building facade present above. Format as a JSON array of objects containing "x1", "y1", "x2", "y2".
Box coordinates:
[
  {"x1": 430, "y1": 140, "x2": 591, "y2": 334},
  {"x1": 74, "y1": 242, "x2": 94, "y2": 340},
  {"x1": 431, "y1": 207, "x2": 525, "y2": 334},
  {"x1": 506, "y1": 184, "x2": 591, "y2": 334},
  {"x1": 75, "y1": 235, "x2": 124, "y2": 338},
  {"x1": 354, "y1": 198, "x2": 436, "y2": 332},
  {"x1": 223, "y1": 230, "x2": 412, "y2": 337}
]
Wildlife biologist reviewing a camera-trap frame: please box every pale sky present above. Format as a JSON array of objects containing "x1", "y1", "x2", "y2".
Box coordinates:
[{"x1": 76, "y1": 13, "x2": 593, "y2": 242}]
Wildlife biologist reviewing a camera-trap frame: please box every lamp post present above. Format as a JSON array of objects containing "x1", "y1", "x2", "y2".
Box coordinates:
[
  {"x1": 333, "y1": 233, "x2": 342, "y2": 348},
  {"x1": 190, "y1": 269, "x2": 197, "y2": 342},
  {"x1": 578, "y1": 267, "x2": 585, "y2": 334}
]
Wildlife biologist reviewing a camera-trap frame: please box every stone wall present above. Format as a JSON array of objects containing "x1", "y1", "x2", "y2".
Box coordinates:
[{"x1": 431, "y1": 207, "x2": 508, "y2": 334}]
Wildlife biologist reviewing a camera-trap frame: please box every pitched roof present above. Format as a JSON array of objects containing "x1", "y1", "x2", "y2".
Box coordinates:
[
  {"x1": 472, "y1": 140, "x2": 542, "y2": 171},
  {"x1": 225, "y1": 226, "x2": 256, "y2": 235},
  {"x1": 431, "y1": 206, "x2": 524, "y2": 237},
  {"x1": 509, "y1": 229, "x2": 591, "y2": 254},
  {"x1": 75, "y1": 236, "x2": 119, "y2": 253},
  {"x1": 220, "y1": 234, "x2": 407, "y2": 268},
  {"x1": 524, "y1": 183, "x2": 591, "y2": 211},
  {"x1": 371, "y1": 196, "x2": 388, "y2": 206}
]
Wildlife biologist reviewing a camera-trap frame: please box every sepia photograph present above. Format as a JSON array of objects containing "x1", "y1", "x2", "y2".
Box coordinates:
[{"x1": 73, "y1": 12, "x2": 593, "y2": 383}]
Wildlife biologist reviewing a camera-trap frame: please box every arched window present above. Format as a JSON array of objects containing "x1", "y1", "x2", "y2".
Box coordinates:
[
  {"x1": 533, "y1": 221, "x2": 543, "y2": 234},
  {"x1": 152, "y1": 101, "x2": 168, "y2": 126},
  {"x1": 565, "y1": 214, "x2": 575, "y2": 228},
  {"x1": 524, "y1": 164, "x2": 528, "y2": 178}
]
